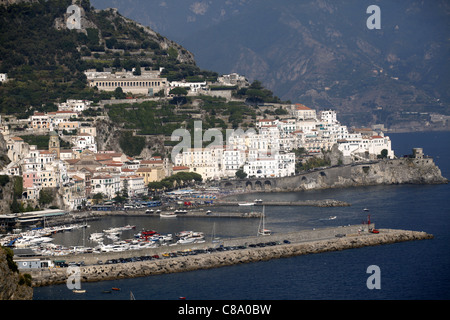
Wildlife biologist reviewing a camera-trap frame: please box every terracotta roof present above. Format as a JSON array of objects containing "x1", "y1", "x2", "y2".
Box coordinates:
[
  {"x1": 136, "y1": 168, "x2": 153, "y2": 172},
  {"x1": 172, "y1": 166, "x2": 189, "y2": 171},
  {"x1": 295, "y1": 103, "x2": 312, "y2": 110},
  {"x1": 64, "y1": 159, "x2": 80, "y2": 164}
]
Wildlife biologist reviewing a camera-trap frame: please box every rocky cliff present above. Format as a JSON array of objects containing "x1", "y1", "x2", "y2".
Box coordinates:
[
  {"x1": 292, "y1": 158, "x2": 448, "y2": 191},
  {"x1": 220, "y1": 157, "x2": 448, "y2": 192},
  {"x1": 0, "y1": 247, "x2": 33, "y2": 300}
]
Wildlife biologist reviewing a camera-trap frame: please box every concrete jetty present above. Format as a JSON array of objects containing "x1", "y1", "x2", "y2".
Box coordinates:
[
  {"x1": 215, "y1": 199, "x2": 351, "y2": 207},
  {"x1": 27, "y1": 225, "x2": 433, "y2": 287}
]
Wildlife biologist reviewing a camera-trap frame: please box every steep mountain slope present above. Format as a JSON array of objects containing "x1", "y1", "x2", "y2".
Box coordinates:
[
  {"x1": 0, "y1": 0, "x2": 204, "y2": 118},
  {"x1": 92, "y1": 0, "x2": 450, "y2": 128}
]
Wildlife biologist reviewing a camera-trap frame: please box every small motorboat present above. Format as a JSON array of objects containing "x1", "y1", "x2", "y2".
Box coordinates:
[
  {"x1": 73, "y1": 289, "x2": 86, "y2": 294},
  {"x1": 239, "y1": 202, "x2": 255, "y2": 206},
  {"x1": 112, "y1": 287, "x2": 121, "y2": 291},
  {"x1": 160, "y1": 212, "x2": 177, "y2": 218}
]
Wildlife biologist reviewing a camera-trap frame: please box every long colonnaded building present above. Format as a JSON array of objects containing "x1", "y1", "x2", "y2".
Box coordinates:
[{"x1": 85, "y1": 69, "x2": 168, "y2": 96}]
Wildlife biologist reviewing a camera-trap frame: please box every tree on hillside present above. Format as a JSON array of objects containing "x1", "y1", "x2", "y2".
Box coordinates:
[
  {"x1": 114, "y1": 87, "x2": 126, "y2": 99},
  {"x1": 169, "y1": 87, "x2": 188, "y2": 108}
]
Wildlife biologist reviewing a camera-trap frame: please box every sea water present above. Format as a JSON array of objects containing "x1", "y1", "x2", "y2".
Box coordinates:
[{"x1": 33, "y1": 131, "x2": 450, "y2": 300}]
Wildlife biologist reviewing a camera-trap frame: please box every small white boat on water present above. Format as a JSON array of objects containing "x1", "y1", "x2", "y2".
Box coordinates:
[
  {"x1": 238, "y1": 202, "x2": 255, "y2": 206},
  {"x1": 73, "y1": 289, "x2": 86, "y2": 294},
  {"x1": 160, "y1": 212, "x2": 177, "y2": 218}
]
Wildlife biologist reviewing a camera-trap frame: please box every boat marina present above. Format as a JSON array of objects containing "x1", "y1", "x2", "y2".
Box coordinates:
[{"x1": 23, "y1": 224, "x2": 433, "y2": 287}]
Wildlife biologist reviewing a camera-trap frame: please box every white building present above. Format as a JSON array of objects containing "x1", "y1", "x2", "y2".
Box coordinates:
[
  {"x1": 72, "y1": 133, "x2": 97, "y2": 153},
  {"x1": 91, "y1": 174, "x2": 120, "y2": 199},
  {"x1": 243, "y1": 151, "x2": 295, "y2": 178},
  {"x1": 120, "y1": 175, "x2": 146, "y2": 197},
  {"x1": 58, "y1": 99, "x2": 91, "y2": 113},
  {"x1": 223, "y1": 149, "x2": 246, "y2": 177},
  {"x1": 169, "y1": 81, "x2": 207, "y2": 93},
  {"x1": 293, "y1": 104, "x2": 317, "y2": 121},
  {"x1": 337, "y1": 133, "x2": 394, "y2": 159},
  {"x1": 174, "y1": 147, "x2": 222, "y2": 180}
]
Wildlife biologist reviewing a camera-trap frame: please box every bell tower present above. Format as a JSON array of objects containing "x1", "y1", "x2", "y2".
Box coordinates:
[{"x1": 49, "y1": 131, "x2": 60, "y2": 159}]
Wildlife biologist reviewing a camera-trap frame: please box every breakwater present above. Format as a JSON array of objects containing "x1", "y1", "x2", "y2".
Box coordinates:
[
  {"x1": 215, "y1": 199, "x2": 350, "y2": 207},
  {"x1": 27, "y1": 226, "x2": 433, "y2": 287}
]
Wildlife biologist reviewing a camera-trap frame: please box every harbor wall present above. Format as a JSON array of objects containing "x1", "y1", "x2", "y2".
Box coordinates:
[{"x1": 27, "y1": 227, "x2": 433, "y2": 287}]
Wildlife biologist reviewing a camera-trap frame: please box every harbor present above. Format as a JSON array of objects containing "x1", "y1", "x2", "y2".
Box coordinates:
[{"x1": 24, "y1": 226, "x2": 433, "y2": 287}]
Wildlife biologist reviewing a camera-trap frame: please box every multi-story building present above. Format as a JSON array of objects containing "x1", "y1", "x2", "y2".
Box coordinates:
[
  {"x1": 57, "y1": 99, "x2": 91, "y2": 113},
  {"x1": 85, "y1": 69, "x2": 168, "y2": 96},
  {"x1": 91, "y1": 174, "x2": 120, "y2": 199},
  {"x1": 120, "y1": 175, "x2": 147, "y2": 198},
  {"x1": 293, "y1": 103, "x2": 317, "y2": 121},
  {"x1": 136, "y1": 167, "x2": 165, "y2": 184},
  {"x1": 174, "y1": 147, "x2": 222, "y2": 180},
  {"x1": 72, "y1": 133, "x2": 97, "y2": 153},
  {"x1": 223, "y1": 149, "x2": 246, "y2": 177}
]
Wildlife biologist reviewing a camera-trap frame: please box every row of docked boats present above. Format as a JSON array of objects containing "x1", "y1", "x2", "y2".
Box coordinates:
[{"x1": 0, "y1": 223, "x2": 89, "y2": 249}]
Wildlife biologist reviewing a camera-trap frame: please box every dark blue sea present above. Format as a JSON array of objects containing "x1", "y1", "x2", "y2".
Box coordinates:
[{"x1": 33, "y1": 131, "x2": 450, "y2": 302}]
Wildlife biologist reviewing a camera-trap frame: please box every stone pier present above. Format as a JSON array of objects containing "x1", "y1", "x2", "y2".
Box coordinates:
[{"x1": 27, "y1": 226, "x2": 433, "y2": 287}]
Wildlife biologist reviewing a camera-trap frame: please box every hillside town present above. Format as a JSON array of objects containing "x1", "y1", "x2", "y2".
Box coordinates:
[{"x1": 0, "y1": 71, "x2": 394, "y2": 212}]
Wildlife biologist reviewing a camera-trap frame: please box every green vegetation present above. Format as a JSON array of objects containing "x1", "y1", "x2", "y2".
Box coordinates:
[
  {"x1": 18, "y1": 135, "x2": 71, "y2": 149},
  {"x1": 377, "y1": 149, "x2": 388, "y2": 159},
  {"x1": 0, "y1": 175, "x2": 9, "y2": 187},
  {"x1": 296, "y1": 157, "x2": 331, "y2": 173},
  {"x1": 1, "y1": 246, "x2": 18, "y2": 273},
  {"x1": 0, "y1": 0, "x2": 207, "y2": 118},
  {"x1": 118, "y1": 131, "x2": 145, "y2": 157},
  {"x1": 39, "y1": 189, "x2": 54, "y2": 206},
  {"x1": 235, "y1": 169, "x2": 247, "y2": 179},
  {"x1": 234, "y1": 80, "x2": 283, "y2": 106},
  {"x1": 148, "y1": 172, "x2": 202, "y2": 190}
]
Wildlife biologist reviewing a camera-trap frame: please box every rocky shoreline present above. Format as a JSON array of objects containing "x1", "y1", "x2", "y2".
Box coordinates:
[{"x1": 28, "y1": 228, "x2": 432, "y2": 287}]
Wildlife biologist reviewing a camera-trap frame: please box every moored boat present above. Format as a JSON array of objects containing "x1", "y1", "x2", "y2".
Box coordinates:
[
  {"x1": 258, "y1": 206, "x2": 271, "y2": 236},
  {"x1": 73, "y1": 289, "x2": 86, "y2": 294},
  {"x1": 160, "y1": 212, "x2": 177, "y2": 218}
]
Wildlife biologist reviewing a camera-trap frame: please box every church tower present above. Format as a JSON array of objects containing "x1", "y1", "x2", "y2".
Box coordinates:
[{"x1": 49, "y1": 131, "x2": 60, "y2": 159}]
